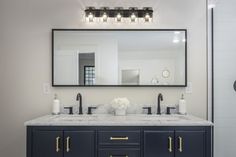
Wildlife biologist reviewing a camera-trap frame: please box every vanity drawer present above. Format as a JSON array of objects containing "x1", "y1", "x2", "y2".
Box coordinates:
[
  {"x1": 99, "y1": 148, "x2": 140, "y2": 157},
  {"x1": 98, "y1": 130, "x2": 140, "y2": 145}
]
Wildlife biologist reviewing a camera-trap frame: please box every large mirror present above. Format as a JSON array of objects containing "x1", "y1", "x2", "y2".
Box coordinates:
[{"x1": 52, "y1": 29, "x2": 187, "y2": 87}]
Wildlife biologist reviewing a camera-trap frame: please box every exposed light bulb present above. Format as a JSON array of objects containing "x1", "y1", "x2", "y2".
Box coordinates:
[
  {"x1": 144, "y1": 13, "x2": 151, "y2": 22},
  {"x1": 116, "y1": 13, "x2": 122, "y2": 22},
  {"x1": 102, "y1": 12, "x2": 108, "y2": 22},
  {"x1": 88, "y1": 12, "x2": 94, "y2": 22},
  {"x1": 130, "y1": 13, "x2": 136, "y2": 22}
]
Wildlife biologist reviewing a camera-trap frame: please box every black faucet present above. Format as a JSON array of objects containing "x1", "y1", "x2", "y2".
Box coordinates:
[
  {"x1": 157, "y1": 93, "x2": 163, "y2": 114},
  {"x1": 76, "y1": 93, "x2": 83, "y2": 114}
]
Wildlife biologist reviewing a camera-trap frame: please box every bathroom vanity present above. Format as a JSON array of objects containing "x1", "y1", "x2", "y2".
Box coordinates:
[{"x1": 25, "y1": 114, "x2": 213, "y2": 157}]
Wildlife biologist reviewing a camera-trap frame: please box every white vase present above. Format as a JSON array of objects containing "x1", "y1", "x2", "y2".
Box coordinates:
[{"x1": 115, "y1": 109, "x2": 126, "y2": 116}]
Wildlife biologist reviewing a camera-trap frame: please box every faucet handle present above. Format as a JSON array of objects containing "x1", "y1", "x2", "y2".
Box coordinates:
[
  {"x1": 166, "y1": 106, "x2": 176, "y2": 115},
  {"x1": 87, "y1": 107, "x2": 97, "y2": 115},
  {"x1": 143, "y1": 107, "x2": 152, "y2": 115},
  {"x1": 64, "y1": 106, "x2": 73, "y2": 115}
]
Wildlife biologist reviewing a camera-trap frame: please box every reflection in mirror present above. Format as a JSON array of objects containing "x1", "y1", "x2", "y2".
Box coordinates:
[
  {"x1": 53, "y1": 30, "x2": 186, "y2": 86},
  {"x1": 122, "y1": 69, "x2": 140, "y2": 85},
  {"x1": 79, "y1": 53, "x2": 95, "y2": 85}
]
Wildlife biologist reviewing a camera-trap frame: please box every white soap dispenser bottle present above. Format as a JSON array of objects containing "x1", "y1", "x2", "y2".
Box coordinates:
[
  {"x1": 178, "y1": 94, "x2": 187, "y2": 115},
  {"x1": 52, "y1": 94, "x2": 60, "y2": 115}
]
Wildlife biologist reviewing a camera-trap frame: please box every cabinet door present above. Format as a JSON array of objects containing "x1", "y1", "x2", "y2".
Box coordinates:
[
  {"x1": 144, "y1": 130, "x2": 174, "y2": 157},
  {"x1": 64, "y1": 131, "x2": 95, "y2": 157},
  {"x1": 175, "y1": 131, "x2": 205, "y2": 157},
  {"x1": 33, "y1": 131, "x2": 63, "y2": 157}
]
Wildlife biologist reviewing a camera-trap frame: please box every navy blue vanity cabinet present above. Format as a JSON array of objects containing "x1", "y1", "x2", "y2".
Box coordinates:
[
  {"x1": 175, "y1": 130, "x2": 205, "y2": 157},
  {"x1": 27, "y1": 126, "x2": 212, "y2": 157},
  {"x1": 144, "y1": 128, "x2": 211, "y2": 157},
  {"x1": 63, "y1": 131, "x2": 95, "y2": 157},
  {"x1": 98, "y1": 130, "x2": 141, "y2": 157},
  {"x1": 29, "y1": 128, "x2": 95, "y2": 157},
  {"x1": 32, "y1": 130, "x2": 63, "y2": 157},
  {"x1": 98, "y1": 130, "x2": 141, "y2": 146},
  {"x1": 144, "y1": 131, "x2": 174, "y2": 157}
]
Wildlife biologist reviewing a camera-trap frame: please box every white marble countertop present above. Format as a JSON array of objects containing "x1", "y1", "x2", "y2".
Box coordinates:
[{"x1": 24, "y1": 114, "x2": 213, "y2": 126}]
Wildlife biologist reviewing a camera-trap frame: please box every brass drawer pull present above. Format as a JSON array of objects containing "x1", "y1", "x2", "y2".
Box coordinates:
[
  {"x1": 56, "y1": 136, "x2": 60, "y2": 152},
  {"x1": 168, "y1": 136, "x2": 173, "y2": 152},
  {"x1": 178, "y1": 136, "x2": 183, "y2": 152},
  {"x1": 66, "y1": 137, "x2": 71, "y2": 152},
  {"x1": 110, "y1": 155, "x2": 128, "y2": 157},
  {"x1": 110, "y1": 137, "x2": 129, "y2": 141}
]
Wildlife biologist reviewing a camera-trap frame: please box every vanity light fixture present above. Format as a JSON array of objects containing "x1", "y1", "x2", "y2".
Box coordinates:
[
  {"x1": 100, "y1": 7, "x2": 109, "y2": 22},
  {"x1": 116, "y1": 13, "x2": 122, "y2": 22},
  {"x1": 144, "y1": 13, "x2": 151, "y2": 22},
  {"x1": 84, "y1": 7, "x2": 153, "y2": 23},
  {"x1": 129, "y1": 7, "x2": 138, "y2": 22},
  {"x1": 85, "y1": 7, "x2": 95, "y2": 22},
  {"x1": 88, "y1": 12, "x2": 94, "y2": 22},
  {"x1": 143, "y1": 7, "x2": 153, "y2": 22},
  {"x1": 115, "y1": 7, "x2": 123, "y2": 22}
]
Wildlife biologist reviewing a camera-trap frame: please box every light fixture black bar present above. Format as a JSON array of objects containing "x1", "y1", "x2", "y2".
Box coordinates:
[{"x1": 85, "y1": 7, "x2": 153, "y2": 18}]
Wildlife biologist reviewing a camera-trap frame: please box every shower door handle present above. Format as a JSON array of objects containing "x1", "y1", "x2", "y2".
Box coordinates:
[{"x1": 234, "y1": 80, "x2": 236, "y2": 91}]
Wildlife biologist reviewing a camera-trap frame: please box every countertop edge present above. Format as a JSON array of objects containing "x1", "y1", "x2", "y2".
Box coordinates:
[{"x1": 24, "y1": 114, "x2": 214, "y2": 127}]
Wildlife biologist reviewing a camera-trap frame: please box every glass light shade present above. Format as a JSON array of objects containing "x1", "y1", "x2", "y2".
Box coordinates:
[
  {"x1": 115, "y1": 13, "x2": 122, "y2": 22},
  {"x1": 144, "y1": 13, "x2": 151, "y2": 22},
  {"x1": 130, "y1": 13, "x2": 136, "y2": 22},
  {"x1": 88, "y1": 12, "x2": 94, "y2": 22},
  {"x1": 102, "y1": 12, "x2": 108, "y2": 22}
]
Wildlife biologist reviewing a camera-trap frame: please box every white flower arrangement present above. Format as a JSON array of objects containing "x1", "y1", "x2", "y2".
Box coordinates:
[{"x1": 111, "y1": 97, "x2": 130, "y2": 115}]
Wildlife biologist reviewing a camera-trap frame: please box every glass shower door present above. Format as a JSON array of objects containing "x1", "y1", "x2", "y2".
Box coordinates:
[{"x1": 214, "y1": 0, "x2": 236, "y2": 156}]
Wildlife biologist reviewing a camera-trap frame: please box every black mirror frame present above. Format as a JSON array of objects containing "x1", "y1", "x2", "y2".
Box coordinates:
[{"x1": 52, "y1": 29, "x2": 187, "y2": 87}]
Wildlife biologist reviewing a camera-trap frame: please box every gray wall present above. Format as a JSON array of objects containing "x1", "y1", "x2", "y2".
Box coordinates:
[{"x1": 0, "y1": 0, "x2": 207, "y2": 157}]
